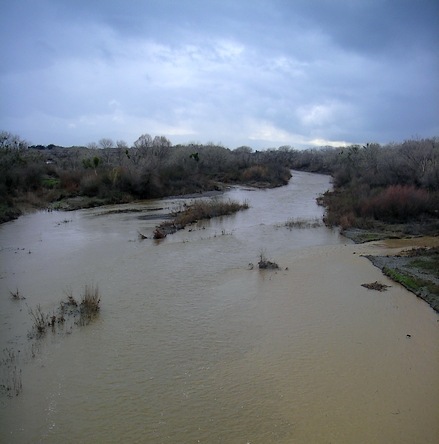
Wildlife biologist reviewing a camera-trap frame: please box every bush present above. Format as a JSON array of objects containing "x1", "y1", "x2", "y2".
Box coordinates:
[
  {"x1": 59, "y1": 170, "x2": 82, "y2": 193},
  {"x1": 80, "y1": 173, "x2": 101, "y2": 196},
  {"x1": 29, "y1": 305, "x2": 48, "y2": 337},
  {"x1": 360, "y1": 185, "x2": 430, "y2": 221},
  {"x1": 241, "y1": 165, "x2": 268, "y2": 182},
  {"x1": 80, "y1": 284, "x2": 100, "y2": 313}
]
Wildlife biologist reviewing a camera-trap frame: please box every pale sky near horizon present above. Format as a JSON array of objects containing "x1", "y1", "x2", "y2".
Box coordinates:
[{"x1": 1, "y1": 0, "x2": 438, "y2": 149}]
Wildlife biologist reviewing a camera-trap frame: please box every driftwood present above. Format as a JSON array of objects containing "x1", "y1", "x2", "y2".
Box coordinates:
[
  {"x1": 258, "y1": 259, "x2": 280, "y2": 270},
  {"x1": 361, "y1": 281, "x2": 390, "y2": 292}
]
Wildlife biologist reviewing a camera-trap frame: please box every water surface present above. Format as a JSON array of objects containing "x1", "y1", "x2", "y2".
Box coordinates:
[{"x1": 1, "y1": 171, "x2": 438, "y2": 443}]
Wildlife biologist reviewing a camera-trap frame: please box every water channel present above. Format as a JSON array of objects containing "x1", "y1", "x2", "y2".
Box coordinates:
[{"x1": 0, "y1": 171, "x2": 438, "y2": 443}]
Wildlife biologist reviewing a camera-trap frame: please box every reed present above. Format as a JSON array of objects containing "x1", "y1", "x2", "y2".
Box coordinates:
[
  {"x1": 285, "y1": 217, "x2": 321, "y2": 229},
  {"x1": 29, "y1": 304, "x2": 48, "y2": 336},
  {"x1": 78, "y1": 284, "x2": 101, "y2": 325}
]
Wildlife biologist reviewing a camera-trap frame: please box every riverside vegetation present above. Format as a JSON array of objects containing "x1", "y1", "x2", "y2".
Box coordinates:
[
  {"x1": 1, "y1": 131, "x2": 437, "y2": 232},
  {"x1": 1, "y1": 131, "x2": 438, "y2": 308},
  {"x1": 27, "y1": 284, "x2": 102, "y2": 339},
  {"x1": 1, "y1": 284, "x2": 101, "y2": 397},
  {"x1": 0, "y1": 131, "x2": 291, "y2": 222},
  {"x1": 153, "y1": 199, "x2": 249, "y2": 239}
]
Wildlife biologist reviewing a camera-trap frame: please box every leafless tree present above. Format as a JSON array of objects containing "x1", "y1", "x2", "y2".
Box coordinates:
[
  {"x1": 0, "y1": 131, "x2": 28, "y2": 150},
  {"x1": 98, "y1": 138, "x2": 114, "y2": 149}
]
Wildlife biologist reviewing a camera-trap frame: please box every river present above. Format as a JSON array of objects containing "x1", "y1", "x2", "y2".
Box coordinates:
[{"x1": 0, "y1": 171, "x2": 438, "y2": 443}]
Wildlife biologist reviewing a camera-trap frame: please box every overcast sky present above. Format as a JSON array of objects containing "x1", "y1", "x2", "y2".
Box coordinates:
[{"x1": 1, "y1": 0, "x2": 438, "y2": 149}]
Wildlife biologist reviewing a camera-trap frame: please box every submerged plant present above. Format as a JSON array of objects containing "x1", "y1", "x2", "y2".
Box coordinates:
[
  {"x1": 258, "y1": 250, "x2": 280, "y2": 270},
  {"x1": 9, "y1": 288, "x2": 25, "y2": 300},
  {"x1": 63, "y1": 288, "x2": 78, "y2": 307},
  {"x1": 79, "y1": 284, "x2": 101, "y2": 325},
  {"x1": 0, "y1": 348, "x2": 22, "y2": 398},
  {"x1": 29, "y1": 304, "x2": 49, "y2": 337},
  {"x1": 285, "y1": 217, "x2": 322, "y2": 229}
]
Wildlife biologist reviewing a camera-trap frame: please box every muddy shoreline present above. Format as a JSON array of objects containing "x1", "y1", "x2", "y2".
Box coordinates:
[{"x1": 343, "y1": 227, "x2": 439, "y2": 312}]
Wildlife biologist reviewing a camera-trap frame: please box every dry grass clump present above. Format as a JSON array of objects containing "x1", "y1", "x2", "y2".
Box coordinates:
[
  {"x1": 78, "y1": 284, "x2": 101, "y2": 325},
  {"x1": 29, "y1": 305, "x2": 49, "y2": 336},
  {"x1": 174, "y1": 199, "x2": 249, "y2": 226},
  {"x1": 80, "y1": 284, "x2": 101, "y2": 314},
  {"x1": 27, "y1": 285, "x2": 102, "y2": 338}
]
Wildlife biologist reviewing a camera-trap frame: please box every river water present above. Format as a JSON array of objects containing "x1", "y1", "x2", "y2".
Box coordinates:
[{"x1": 0, "y1": 171, "x2": 438, "y2": 443}]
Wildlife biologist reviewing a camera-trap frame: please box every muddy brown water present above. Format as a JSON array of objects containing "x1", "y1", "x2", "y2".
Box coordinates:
[{"x1": 0, "y1": 171, "x2": 438, "y2": 443}]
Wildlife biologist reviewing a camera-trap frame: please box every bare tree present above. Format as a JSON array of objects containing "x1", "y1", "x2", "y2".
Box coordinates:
[
  {"x1": 0, "y1": 131, "x2": 28, "y2": 150},
  {"x1": 99, "y1": 138, "x2": 114, "y2": 149},
  {"x1": 87, "y1": 142, "x2": 98, "y2": 150},
  {"x1": 133, "y1": 134, "x2": 153, "y2": 150},
  {"x1": 116, "y1": 140, "x2": 128, "y2": 150}
]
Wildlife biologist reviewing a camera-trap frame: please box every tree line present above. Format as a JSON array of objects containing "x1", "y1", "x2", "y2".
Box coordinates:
[
  {"x1": 0, "y1": 131, "x2": 291, "y2": 222},
  {"x1": 1, "y1": 130, "x2": 438, "y2": 229}
]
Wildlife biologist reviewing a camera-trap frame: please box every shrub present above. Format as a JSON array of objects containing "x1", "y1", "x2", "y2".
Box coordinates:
[
  {"x1": 77, "y1": 285, "x2": 101, "y2": 326},
  {"x1": 241, "y1": 165, "x2": 268, "y2": 182},
  {"x1": 58, "y1": 170, "x2": 82, "y2": 193},
  {"x1": 29, "y1": 305, "x2": 48, "y2": 337},
  {"x1": 80, "y1": 173, "x2": 101, "y2": 196},
  {"x1": 360, "y1": 185, "x2": 430, "y2": 221},
  {"x1": 80, "y1": 284, "x2": 101, "y2": 315}
]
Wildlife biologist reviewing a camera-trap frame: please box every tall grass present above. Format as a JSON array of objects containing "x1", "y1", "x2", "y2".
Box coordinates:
[
  {"x1": 29, "y1": 305, "x2": 49, "y2": 337},
  {"x1": 154, "y1": 198, "x2": 249, "y2": 239},
  {"x1": 79, "y1": 284, "x2": 101, "y2": 325},
  {"x1": 285, "y1": 217, "x2": 322, "y2": 229},
  {"x1": 174, "y1": 199, "x2": 249, "y2": 226}
]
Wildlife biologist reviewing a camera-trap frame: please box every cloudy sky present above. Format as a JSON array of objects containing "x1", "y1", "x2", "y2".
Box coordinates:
[{"x1": 1, "y1": 0, "x2": 438, "y2": 149}]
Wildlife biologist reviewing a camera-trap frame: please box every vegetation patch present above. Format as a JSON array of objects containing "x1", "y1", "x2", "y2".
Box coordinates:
[
  {"x1": 27, "y1": 284, "x2": 102, "y2": 340},
  {"x1": 41, "y1": 176, "x2": 60, "y2": 189},
  {"x1": 0, "y1": 349, "x2": 22, "y2": 398},
  {"x1": 154, "y1": 198, "x2": 249, "y2": 239},
  {"x1": 10, "y1": 288, "x2": 25, "y2": 300},
  {"x1": 29, "y1": 304, "x2": 49, "y2": 338},
  {"x1": 257, "y1": 250, "x2": 280, "y2": 270},
  {"x1": 285, "y1": 217, "x2": 322, "y2": 229},
  {"x1": 366, "y1": 248, "x2": 439, "y2": 312},
  {"x1": 382, "y1": 267, "x2": 425, "y2": 292},
  {"x1": 0, "y1": 131, "x2": 291, "y2": 223},
  {"x1": 78, "y1": 284, "x2": 101, "y2": 325}
]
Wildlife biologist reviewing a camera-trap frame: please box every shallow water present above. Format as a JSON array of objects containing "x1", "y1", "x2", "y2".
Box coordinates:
[{"x1": 0, "y1": 171, "x2": 438, "y2": 443}]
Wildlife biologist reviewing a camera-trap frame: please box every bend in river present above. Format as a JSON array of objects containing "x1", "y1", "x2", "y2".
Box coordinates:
[{"x1": 1, "y1": 171, "x2": 438, "y2": 443}]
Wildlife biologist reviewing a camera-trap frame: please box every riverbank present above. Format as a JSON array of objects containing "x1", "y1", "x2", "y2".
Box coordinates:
[{"x1": 346, "y1": 230, "x2": 439, "y2": 312}]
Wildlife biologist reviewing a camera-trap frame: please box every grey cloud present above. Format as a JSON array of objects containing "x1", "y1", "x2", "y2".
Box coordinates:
[{"x1": 0, "y1": 0, "x2": 437, "y2": 148}]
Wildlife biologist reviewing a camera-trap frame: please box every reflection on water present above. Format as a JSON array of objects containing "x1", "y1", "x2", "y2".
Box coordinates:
[{"x1": 0, "y1": 171, "x2": 438, "y2": 443}]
